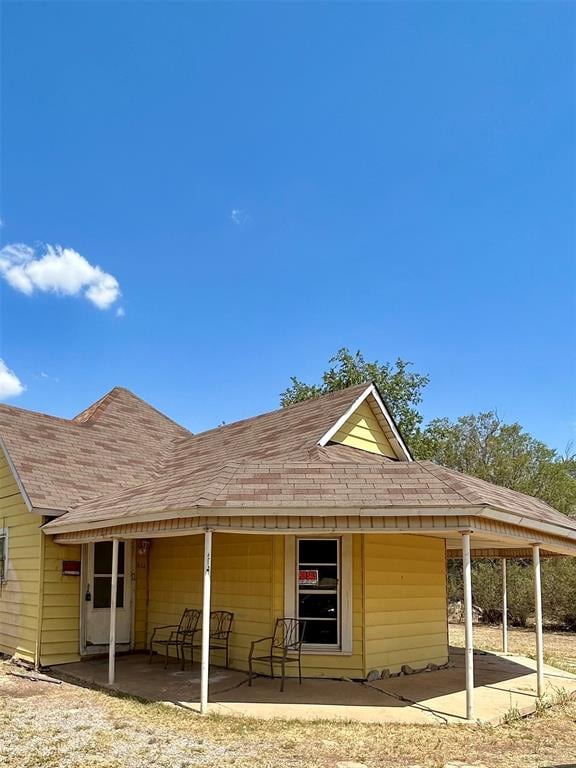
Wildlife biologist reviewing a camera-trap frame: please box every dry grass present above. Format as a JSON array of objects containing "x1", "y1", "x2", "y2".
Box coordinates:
[
  {"x1": 1, "y1": 627, "x2": 575, "y2": 768},
  {"x1": 449, "y1": 622, "x2": 576, "y2": 675}
]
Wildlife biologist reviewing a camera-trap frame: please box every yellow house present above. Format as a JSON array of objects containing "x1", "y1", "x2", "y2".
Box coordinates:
[{"x1": 1, "y1": 383, "x2": 575, "y2": 719}]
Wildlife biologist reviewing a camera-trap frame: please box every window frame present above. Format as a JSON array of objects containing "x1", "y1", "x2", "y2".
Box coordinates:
[
  {"x1": 0, "y1": 527, "x2": 8, "y2": 584},
  {"x1": 92, "y1": 541, "x2": 126, "y2": 610},
  {"x1": 297, "y1": 537, "x2": 340, "y2": 649},
  {"x1": 284, "y1": 534, "x2": 353, "y2": 655}
]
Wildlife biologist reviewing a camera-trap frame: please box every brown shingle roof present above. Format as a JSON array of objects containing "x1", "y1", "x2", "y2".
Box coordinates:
[
  {"x1": 0, "y1": 383, "x2": 370, "y2": 513},
  {"x1": 164, "y1": 384, "x2": 373, "y2": 475},
  {"x1": 0, "y1": 387, "x2": 189, "y2": 511},
  {"x1": 2, "y1": 382, "x2": 574, "y2": 540},
  {"x1": 45, "y1": 457, "x2": 576, "y2": 535}
]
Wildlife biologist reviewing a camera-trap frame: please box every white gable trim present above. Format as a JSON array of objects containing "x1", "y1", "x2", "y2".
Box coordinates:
[
  {"x1": 317, "y1": 384, "x2": 413, "y2": 462},
  {"x1": 368, "y1": 385, "x2": 413, "y2": 462},
  {"x1": 0, "y1": 436, "x2": 33, "y2": 512}
]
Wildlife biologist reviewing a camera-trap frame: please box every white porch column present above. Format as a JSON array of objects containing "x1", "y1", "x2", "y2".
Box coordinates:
[
  {"x1": 502, "y1": 557, "x2": 508, "y2": 653},
  {"x1": 200, "y1": 529, "x2": 213, "y2": 715},
  {"x1": 462, "y1": 531, "x2": 475, "y2": 720},
  {"x1": 108, "y1": 538, "x2": 119, "y2": 686},
  {"x1": 533, "y1": 543, "x2": 544, "y2": 697}
]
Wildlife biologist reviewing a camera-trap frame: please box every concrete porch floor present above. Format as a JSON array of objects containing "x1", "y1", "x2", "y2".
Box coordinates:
[{"x1": 52, "y1": 648, "x2": 576, "y2": 725}]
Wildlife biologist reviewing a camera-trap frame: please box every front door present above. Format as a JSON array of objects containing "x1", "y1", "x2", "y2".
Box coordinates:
[{"x1": 84, "y1": 541, "x2": 133, "y2": 649}]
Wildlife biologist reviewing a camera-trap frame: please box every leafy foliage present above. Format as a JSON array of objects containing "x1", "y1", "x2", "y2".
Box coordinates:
[
  {"x1": 282, "y1": 349, "x2": 576, "y2": 629},
  {"x1": 280, "y1": 348, "x2": 429, "y2": 441},
  {"x1": 415, "y1": 412, "x2": 576, "y2": 515}
]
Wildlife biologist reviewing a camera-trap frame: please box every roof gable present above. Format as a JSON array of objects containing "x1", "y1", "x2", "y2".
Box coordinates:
[
  {"x1": 318, "y1": 384, "x2": 412, "y2": 461},
  {"x1": 329, "y1": 398, "x2": 397, "y2": 459}
]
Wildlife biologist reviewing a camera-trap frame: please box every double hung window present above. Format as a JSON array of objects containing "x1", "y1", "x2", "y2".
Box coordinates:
[{"x1": 297, "y1": 538, "x2": 340, "y2": 648}]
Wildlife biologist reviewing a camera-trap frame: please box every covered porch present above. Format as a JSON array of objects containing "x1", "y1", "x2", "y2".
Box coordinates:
[
  {"x1": 52, "y1": 644, "x2": 576, "y2": 725},
  {"x1": 46, "y1": 505, "x2": 576, "y2": 722}
]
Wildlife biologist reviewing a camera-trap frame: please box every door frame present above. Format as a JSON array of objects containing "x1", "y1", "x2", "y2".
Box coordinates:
[{"x1": 80, "y1": 542, "x2": 136, "y2": 655}]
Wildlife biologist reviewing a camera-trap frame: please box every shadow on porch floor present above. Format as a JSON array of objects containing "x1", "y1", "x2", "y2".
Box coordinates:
[{"x1": 51, "y1": 647, "x2": 576, "y2": 725}]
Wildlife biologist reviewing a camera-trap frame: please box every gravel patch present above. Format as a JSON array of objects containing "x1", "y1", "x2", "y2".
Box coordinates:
[{"x1": 2, "y1": 645, "x2": 576, "y2": 768}]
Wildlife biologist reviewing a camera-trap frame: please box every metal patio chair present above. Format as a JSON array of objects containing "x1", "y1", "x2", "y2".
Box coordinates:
[
  {"x1": 148, "y1": 608, "x2": 201, "y2": 669},
  {"x1": 185, "y1": 610, "x2": 234, "y2": 669},
  {"x1": 248, "y1": 617, "x2": 306, "y2": 692}
]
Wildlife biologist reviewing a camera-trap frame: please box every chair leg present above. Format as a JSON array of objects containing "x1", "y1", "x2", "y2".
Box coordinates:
[
  {"x1": 148, "y1": 645, "x2": 153, "y2": 664},
  {"x1": 298, "y1": 655, "x2": 302, "y2": 685},
  {"x1": 180, "y1": 644, "x2": 185, "y2": 671},
  {"x1": 280, "y1": 657, "x2": 285, "y2": 693},
  {"x1": 248, "y1": 656, "x2": 253, "y2": 687},
  {"x1": 270, "y1": 659, "x2": 274, "y2": 680},
  {"x1": 225, "y1": 642, "x2": 229, "y2": 670},
  {"x1": 164, "y1": 644, "x2": 169, "y2": 670}
]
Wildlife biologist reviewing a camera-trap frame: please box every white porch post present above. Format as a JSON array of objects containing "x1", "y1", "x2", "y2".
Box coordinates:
[
  {"x1": 502, "y1": 557, "x2": 508, "y2": 653},
  {"x1": 108, "y1": 538, "x2": 119, "y2": 686},
  {"x1": 533, "y1": 543, "x2": 544, "y2": 697},
  {"x1": 200, "y1": 530, "x2": 213, "y2": 715},
  {"x1": 462, "y1": 531, "x2": 475, "y2": 720}
]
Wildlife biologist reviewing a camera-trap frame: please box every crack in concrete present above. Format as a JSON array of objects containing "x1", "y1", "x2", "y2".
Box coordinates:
[{"x1": 359, "y1": 680, "x2": 450, "y2": 725}]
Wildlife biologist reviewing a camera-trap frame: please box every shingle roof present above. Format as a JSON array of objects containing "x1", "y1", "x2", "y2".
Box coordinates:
[
  {"x1": 0, "y1": 387, "x2": 189, "y2": 511},
  {"x1": 44, "y1": 457, "x2": 576, "y2": 535},
  {"x1": 0, "y1": 383, "x2": 371, "y2": 513},
  {"x1": 164, "y1": 384, "x2": 373, "y2": 476},
  {"x1": 1, "y1": 382, "x2": 574, "y2": 540}
]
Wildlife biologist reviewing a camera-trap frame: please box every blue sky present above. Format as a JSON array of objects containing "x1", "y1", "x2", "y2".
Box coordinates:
[{"x1": 1, "y1": 1, "x2": 574, "y2": 451}]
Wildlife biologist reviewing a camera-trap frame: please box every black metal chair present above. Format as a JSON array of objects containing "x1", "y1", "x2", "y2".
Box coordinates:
[
  {"x1": 148, "y1": 608, "x2": 201, "y2": 669},
  {"x1": 185, "y1": 610, "x2": 234, "y2": 669},
  {"x1": 248, "y1": 617, "x2": 306, "y2": 692}
]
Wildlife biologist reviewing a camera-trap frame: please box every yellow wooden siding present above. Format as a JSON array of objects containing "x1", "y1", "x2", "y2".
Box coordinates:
[
  {"x1": 147, "y1": 533, "x2": 272, "y2": 670},
  {"x1": 331, "y1": 400, "x2": 396, "y2": 458},
  {"x1": 146, "y1": 532, "x2": 366, "y2": 678},
  {"x1": 133, "y1": 547, "x2": 149, "y2": 650},
  {"x1": 38, "y1": 535, "x2": 81, "y2": 666},
  {"x1": 0, "y1": 453, "x2": 40, "y2": 664},
  {"x1": 363, "y1": 534, "x2": 448, "y2": 674}
]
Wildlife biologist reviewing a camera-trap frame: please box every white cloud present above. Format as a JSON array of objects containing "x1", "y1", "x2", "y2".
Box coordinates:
[
  {"x1": 39, "y1": 371, "x2": 59, "y2": 383},
  {"x1": 0, "y1": 360, "x2": 25, "y2": 400},
  {"x1": 0, "y1": 243, "x2": 121, "y2": 310},
  {"x1": 231, "y1": 208, "x2": 249, "y2": 225},
  {"x1": 116, "y1": 306, "x2": 125, "y2": 318}
]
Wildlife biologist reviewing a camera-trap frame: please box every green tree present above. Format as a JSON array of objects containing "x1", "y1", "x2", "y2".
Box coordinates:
[
  {"x1": 415, "y1": 412, "x2": 576, "y2": 515},
  {"x1": 280, "y1": 348, "x2": 429, "y2": 442},
  {"x1": 282, "y1": 349, "x2": 576, "y2": 628},
  {"x1": 417, "y1": 413, "x2": 576, "y2": 628}
]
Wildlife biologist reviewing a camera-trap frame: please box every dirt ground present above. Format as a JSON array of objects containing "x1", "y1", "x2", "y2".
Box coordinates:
[{"x1": 0, "y1": 625, "x2": 575, "y2": 768}]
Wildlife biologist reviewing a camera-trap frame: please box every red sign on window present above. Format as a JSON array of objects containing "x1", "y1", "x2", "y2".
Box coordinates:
[{"x1": 299, "y1": 569, "x2": 319, "y2": 586}]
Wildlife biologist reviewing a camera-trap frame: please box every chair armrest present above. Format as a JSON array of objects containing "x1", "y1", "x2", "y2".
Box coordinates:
[
  {"x1": 150, "y1": 624, "x2": 179, "y2": 643},
  {"x1": 248, "y1": 636, "x2": 274, "y2": 659}
]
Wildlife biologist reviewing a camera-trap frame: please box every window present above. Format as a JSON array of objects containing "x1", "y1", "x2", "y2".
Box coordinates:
[
  {"x1": 0, "y1": 529, "x2": 7, "y2": 583},
  {"x1": 93, "y1": 541, "x2": 125, "y2": 609},
  {"x1": 297, "y1": 538, "x2": 340, "y2": 646}
]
